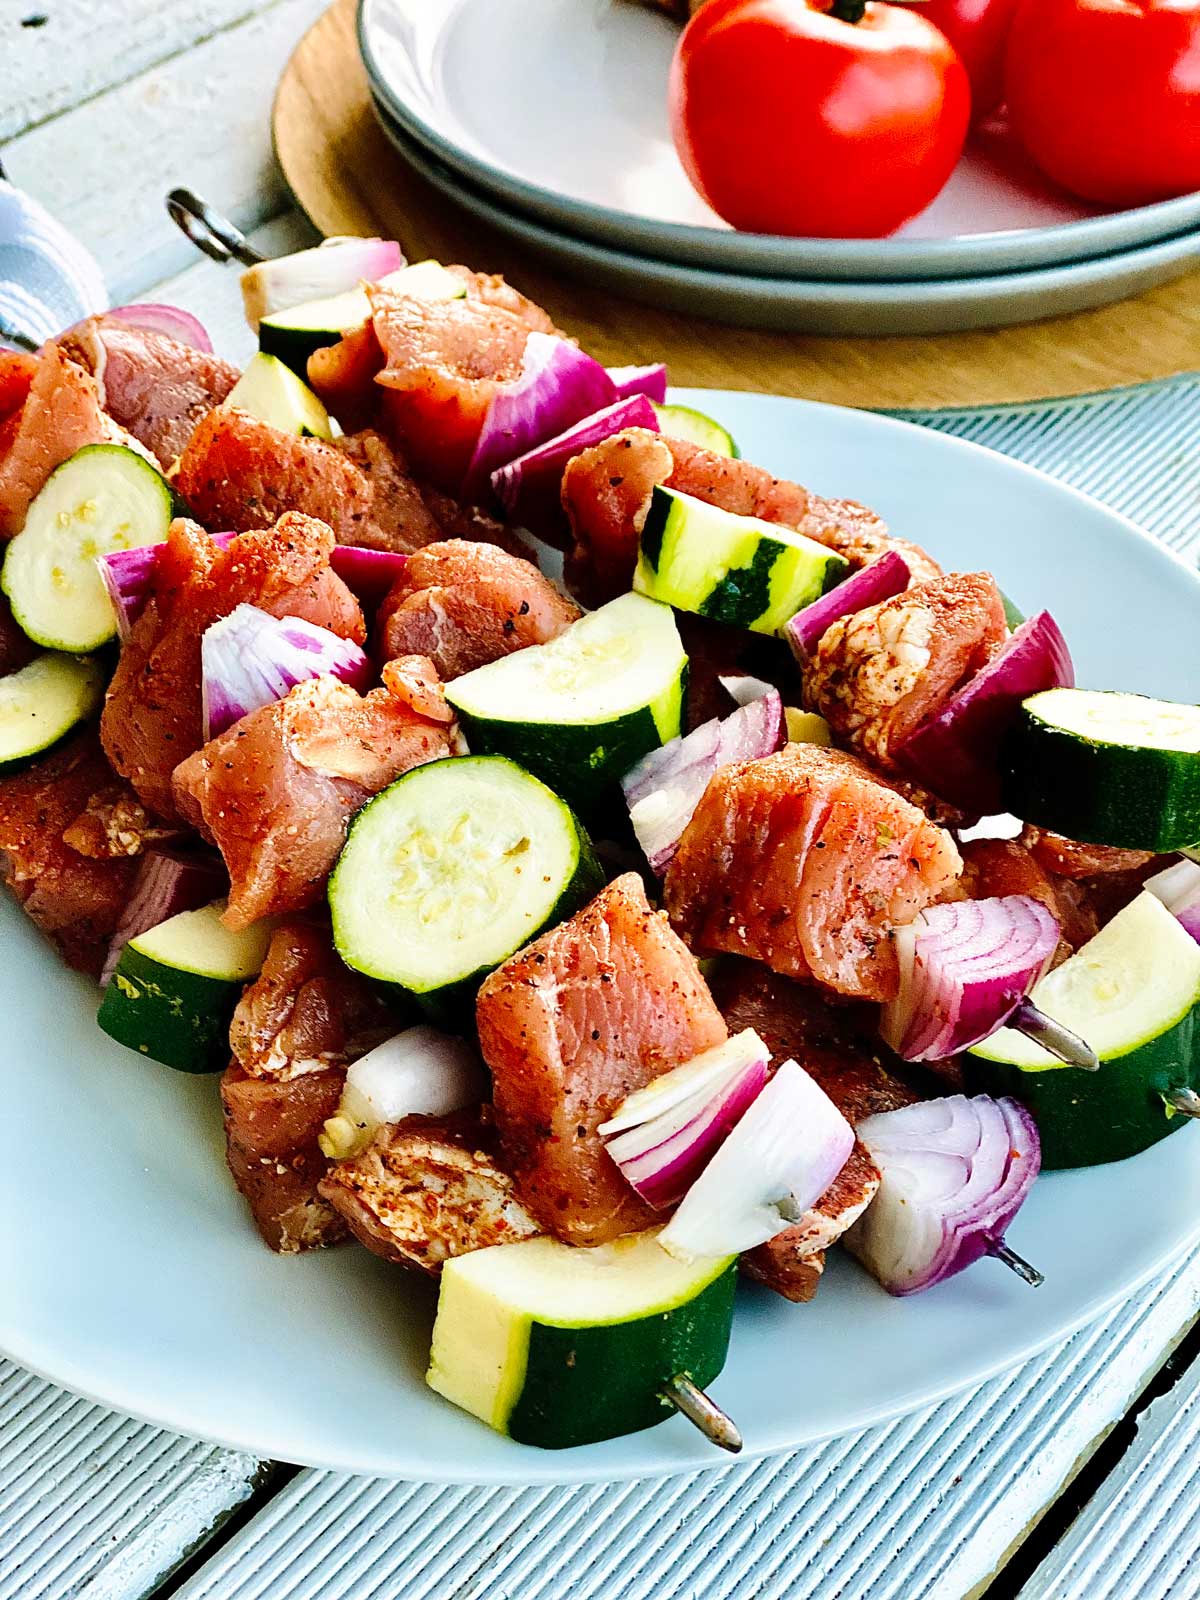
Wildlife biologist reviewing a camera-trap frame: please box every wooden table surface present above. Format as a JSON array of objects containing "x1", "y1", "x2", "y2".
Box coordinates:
[{"x1": 4, "y1": 7, "x2": 1200, "y2": 1600}]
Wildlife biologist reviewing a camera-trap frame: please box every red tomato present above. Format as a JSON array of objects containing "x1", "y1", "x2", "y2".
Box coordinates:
[
  {"x1": 919, "y1": 0, "x2": 1022, "y2": 119},
  {"x1": 1004, "y1": 0, "x2": 1200, "y2": 207},
  {"x1": 669, "y1": 0, "x2": 971, "y2": 238}
]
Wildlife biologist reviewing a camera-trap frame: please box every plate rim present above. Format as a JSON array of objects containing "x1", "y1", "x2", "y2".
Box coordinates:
[
  {"x1": 359, "y1": 0, "x2": 1200, "y2": 283},
  {"x1": 6, "y1": 388, "x2": 1200, "y2": 1484}
]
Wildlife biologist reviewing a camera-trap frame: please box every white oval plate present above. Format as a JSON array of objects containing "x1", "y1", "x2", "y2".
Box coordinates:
[
  {"x1": 372, "y1": 100, "x2": 1200, "y2": 338},
  {"x1": 359, "y1": 0, "x2": 1200, "y2": 282},
  {"x1": 4, "y1": 390, "x2": 1200, "y2": 1484}
]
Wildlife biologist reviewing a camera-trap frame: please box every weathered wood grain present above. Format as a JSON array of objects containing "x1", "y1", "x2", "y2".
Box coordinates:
[
  {"x1": 273, "y1": 0, "x2": 1200, "y2": 409},
  {"x1": 2, "y1": 0, "x2": 327, "y2": 301},
  {"x1": 0, "y1": 0, "x2": 294, "y2": 144}
]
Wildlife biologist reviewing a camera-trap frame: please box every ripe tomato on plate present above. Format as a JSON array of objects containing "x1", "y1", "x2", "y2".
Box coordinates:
[
  {"x1": 1004, "y1": 0, "x2": 1200, "y2": 207},
  {"x1": 668, "y1": 0, "x2": 971, "y2": 238},
  {"x1": 919, "y1": 0, "x2": 1022, "y2": 119}
]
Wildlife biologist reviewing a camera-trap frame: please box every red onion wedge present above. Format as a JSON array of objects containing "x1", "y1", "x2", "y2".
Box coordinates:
[
  {"x1": 201, "y1": 604, "x2": 371, "y2": 740},
  {"x1": 659, "y1": 1058, "x2": 855, "y2": 1262},
  {"x1": 491, "y1": 394, "x2": 659, "y2": 543},
  {"x1": 328, "y1": 545, "x2": 407, "y2": 605},
  {"x1": 100, "y1": 848, "x2": 227, "y2": 987},
  {"x1": 598, "y1": 1030, "x2": 771, "y2": 1209},
  {"x1": 320, "y1": 1025, "x2": 487, "y2": 1160},
  {"x1": 606, "y1": 363, "x2": 668, "y2": 404},
  {"x1": 1146, "y1": 858, "x2": 1200, "y2": 945},
  {"x1": 623, "y1": 688, "x2": 785, "y2": 873},
  {"x1": 107, "y1": 304, "x2": 213, "y2": 352},
  {"x1": 882, "y1": 895, "x2": 1061, "y2": 1063},
  {"x1": 845, "y1": 1094, "x2": 1042, "y2": 1295},
  {"x1": 240, "y1": 238, "x2": 405, "y2": 330},
  {"x1": 896, "y1": 611, "x2": 1074, "y2": 814},
  {"x1": 465, "y1": 333, "x2": 618, "y2": 496},
  {"x1": 97, "y1": 544, "x2": 161, "y2": 641},
  {"x1": 785, "y1": 549, "x2": 910, "y2": 662}
]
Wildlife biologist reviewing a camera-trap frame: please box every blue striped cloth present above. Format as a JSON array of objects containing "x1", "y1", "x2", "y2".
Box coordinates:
[{"x1": 0, "y1": 178, "x2": 106, "y2": 349}]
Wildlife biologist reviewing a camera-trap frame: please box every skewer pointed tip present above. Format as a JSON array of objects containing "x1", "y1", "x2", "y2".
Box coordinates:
[
  {"x1": 662, "y1": 1374, "x2": 743, "y2": 1453},
  {"x1": 988, "y1": 1240, "x2": 1044, "y2": 1288},
  {"x1": 1012, "y1": 1000, "x2": 1099, "y2": 1072},
  {"x1": 1164, "y1": 1086, "x2": 1200, "y2": 1120}
]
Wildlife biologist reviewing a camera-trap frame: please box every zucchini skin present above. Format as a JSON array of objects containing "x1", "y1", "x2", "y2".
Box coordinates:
[
  {"x1": 257, "y1": 320, "x2": 330, "y2": 380},
  {"x1": 1003, "y1": 708, "x2": 1200, "y2": 852},
  {"x1": 965, "y1": 1003, "x2": 1200, "y2": 1168},
  {"x1": 97, "y1": 946, "x2": 241, "y2": 1074},
  {"x1": 508, "y1": 1263, "x2": 738, "y2": 1449}
]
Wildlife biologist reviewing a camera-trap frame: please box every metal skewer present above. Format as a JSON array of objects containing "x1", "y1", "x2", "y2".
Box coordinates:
[
  {"x1": 986, "y1": 1239, "x2": 1044, "y2": 1288},
  {"x1": 1012, "y1": 1000, "x2": 1099, "y2": 1071},
  {"x1": 165, "y1": 188, "x2": 265, "y2": 267},
  {"x1": 661, "y1": 1374, "x2": 743, "y2": 1453},
  {"x1": 1164, "y1": 1086, "x2": 1200, "y2": 1119}
]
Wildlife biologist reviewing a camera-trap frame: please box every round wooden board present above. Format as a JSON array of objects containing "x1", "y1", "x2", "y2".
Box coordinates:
[{"x1": 274, "y1": 0, "x2": 1200, "y2": 409}]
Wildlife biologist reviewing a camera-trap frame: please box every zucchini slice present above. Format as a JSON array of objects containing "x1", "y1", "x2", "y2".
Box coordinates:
[
  {"x1": 328, "y1": 755, "x2": 603, "y2": 1020},
  {"x1": 634, "y1": 486, "x2": 849, "y2": 636},
  {"x1": 966, "y1": 892, "x2": 1200, "y2": 1167},
  {"x1": 1003, "y1": 687, "x2": 1200, "y2": 852},
  {"x1": 0, "y1": 652, "x2": 104, "y2": 773},
  {"x1": 1, "y1": 445, "x2": 173, "y2": 651},
  {"x1": 426, "y1": 1228, "x2": 737, "y2": 1449},
  {"x1": 223, "y1": 353, "x2": 333, "y2": 440},
  {"x1": 445, "y1": 592, "x2": 687, "y2": 815},
  {"x1": 653, "y1": 403, "x2": 739, "y2": 459},
  {"x1": 259, "y1": 260, "x2": 467, "y2": 376},
  {"x1": 98, "y1": 902, "x2": 273, "y2": 1073}
]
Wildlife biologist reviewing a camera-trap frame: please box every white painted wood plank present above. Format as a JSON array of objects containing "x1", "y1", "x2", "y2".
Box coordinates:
[
  {"x1": 168, "y1": 1245, "x2": 1200, "y2": 1600},
  {"x1": 0, "y1": 0, "x2": 288, "y2": 144},
  {"x1": 149, "y1": 210, "x2": 319, "y2": 364},
  {"x1": 1018, "y1": 1355, "x2": 1200, "y2": 1600},
  {"x1": 1, "y1": 0, "x2": 327, "y2": 302},
  {"x1": 0, "y1": 1361, "x2": 266, "y2": 1600}
]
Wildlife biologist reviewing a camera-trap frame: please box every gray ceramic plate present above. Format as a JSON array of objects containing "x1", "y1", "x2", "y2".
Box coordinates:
[
  {"x1": 372, "y1": 97, "x2": 1200, "y2": 337},
  {"x1": 360, "y1": 0, "x2": 1200, "y2": 284}
]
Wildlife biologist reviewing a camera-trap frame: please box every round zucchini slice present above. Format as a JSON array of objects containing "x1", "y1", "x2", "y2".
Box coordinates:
[
  {"x1": 0, "y1": 652, "x2": 104, "y2": 773},
  {"x1": 1, "y1": 444, "x2": 173, "y2": 651},
  {"x1": 653, "y1": 403, "x2": 739, "y2": 459},
  {"x1": 328, "y1": 755, "x2": 603, "y2": 1021},
  {"x1": 634, "y1": 485, "x2": 849, "y2": 636},
  {"x1": 427, "y1": 1228, "x2": 737, "y2": 1449},
  {"x1": 445, "y1": 592, "x2": 687, "y2": 817},
  {"x1": 1003, "y1": 687, "x2": 1200, "y2": 852}
]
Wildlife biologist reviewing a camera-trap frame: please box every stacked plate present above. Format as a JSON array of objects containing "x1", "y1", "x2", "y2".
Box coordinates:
[{"x1": 359, "y1": 0, "x2": 1200, "y2": 336}]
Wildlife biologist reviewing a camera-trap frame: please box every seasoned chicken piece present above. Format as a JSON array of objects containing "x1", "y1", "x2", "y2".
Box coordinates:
[
  {"x1": 101, "y1": 512, "x2": 365, "y2": 822},
  {"x1": 378, "y1": 539, "x2": 580, "y2": 680},
  {"x1": 712, "y1": 958, "x2": 919, "y2": 1300},
  {"x1": 666, "y1": 744, "x2": 963, "y2": 1002},
  {"x1": 0, "y1": 732, "x2": 139, "y2": 975},
  {"x1": 319, "y1": 1110, "x2": 541, "y2": 1274},
  {"x1": 222, "y1": 1065, "x2": 347, "y2": 1254},
  {"x1": 477, "y1": 873, "x2": 728, "y2": 1246},
  {"x1": 1018, "y1": 823, "x2": 1156, "y2": 880},
  {"x1": 559, "y1": 427, "x2": 941, "y2": 607},
  {"x1": 60, "y1": 781, "x2": 179, "y2": 859},
  {"x1": 173, "y1": 656, "x2": 457, "y2": 929},
  {"x1": 0, "y1": 346, "x2": 149, "y2": 539},
  {"x1": 960, "y1": 837, "x2": 1099, "y2": 959},
  {"x1": 56, "y1": 316, "x2": 239, "y2": 470},
  {"x1": 369, "y1": 274, "x2": 560, "y2": 491},
  {"x1": 804, "y1": 572, "x2": 1007, "y2": 769},
  {"x1": 230, "y1": 918, "x2": 398, "y2": 1083}
]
